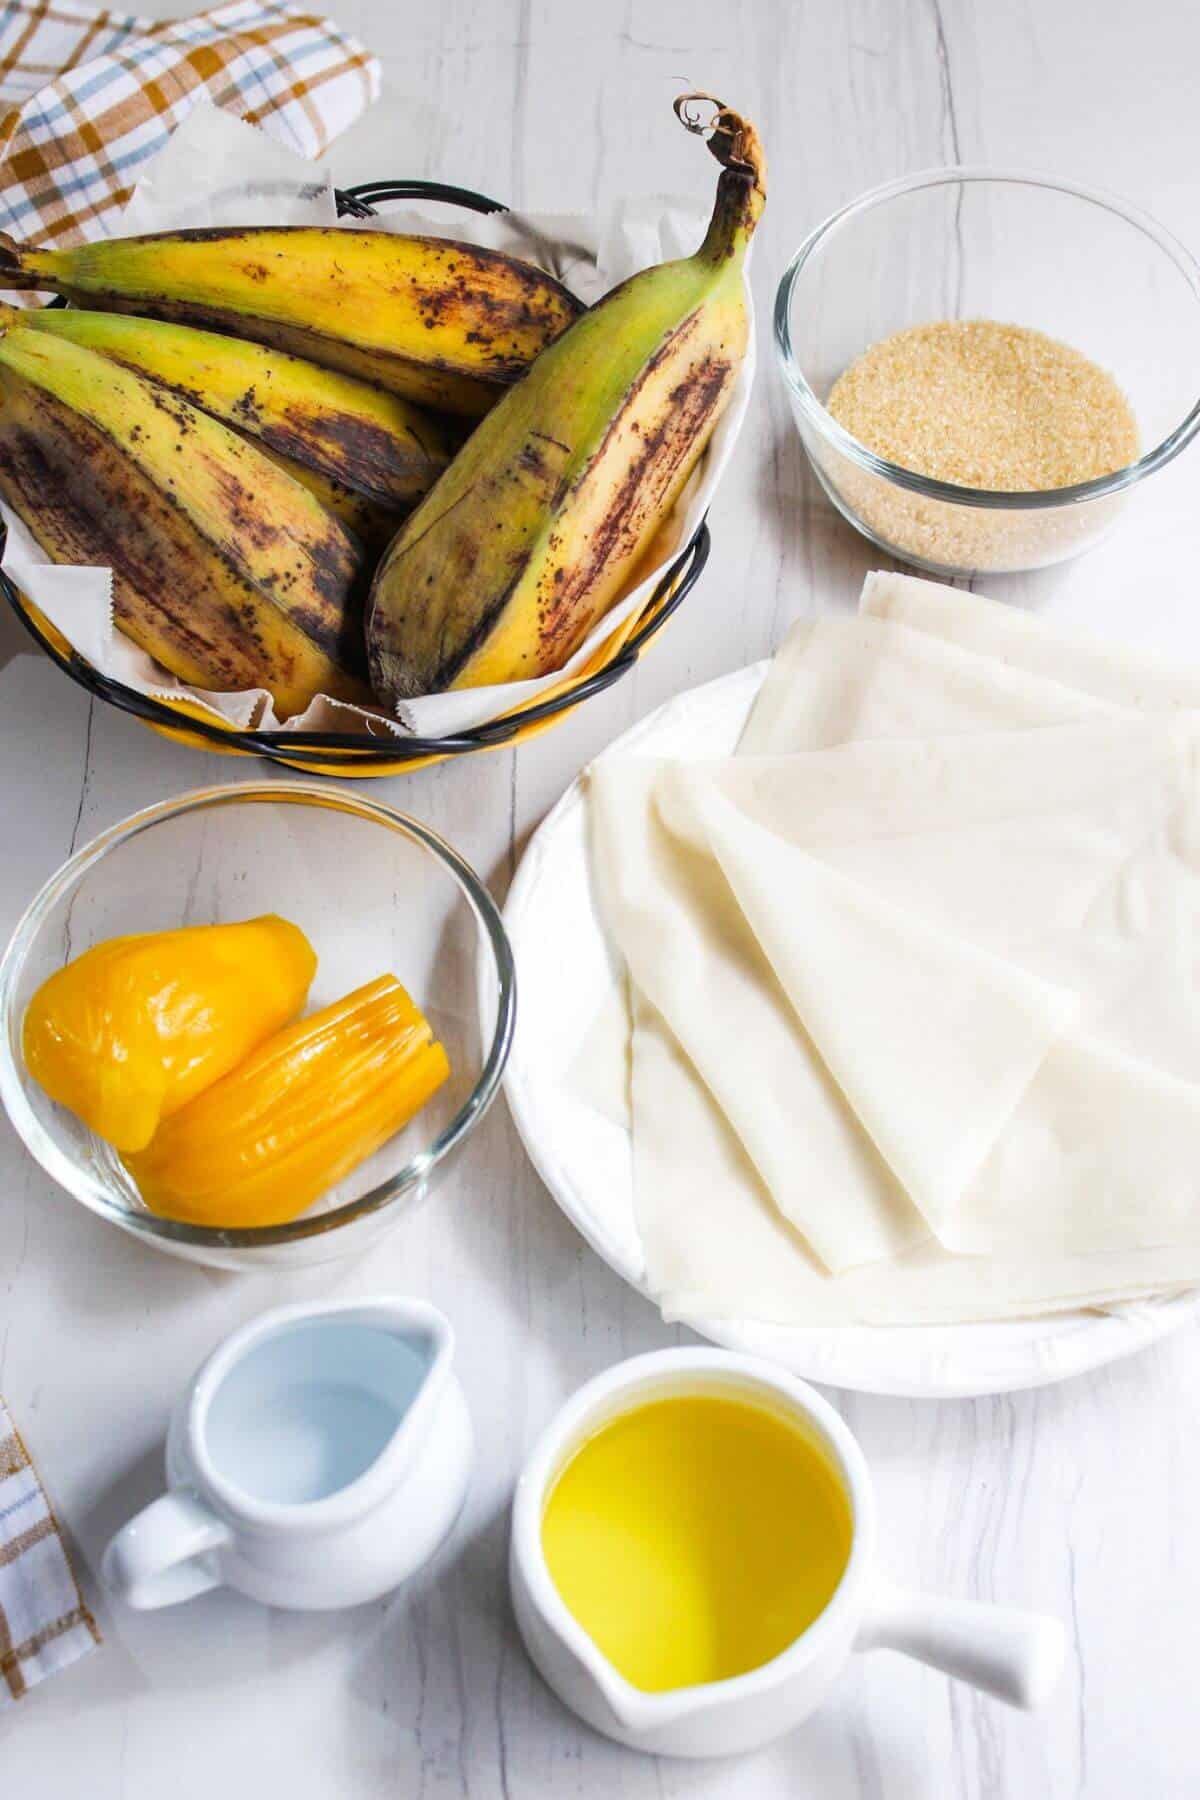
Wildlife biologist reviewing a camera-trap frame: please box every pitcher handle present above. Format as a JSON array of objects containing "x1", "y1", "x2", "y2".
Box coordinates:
[
  {"x1": 856, "y1": 1579, "x2": 1065, "y2": 1709},
  {"x1": 103, "y1": 1488, "x2": 231, "y2": 1610}
]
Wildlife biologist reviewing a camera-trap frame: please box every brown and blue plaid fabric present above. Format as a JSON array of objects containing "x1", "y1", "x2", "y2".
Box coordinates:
[
  {"x1": 0, "y1": 1398, "x2": 99, "y2": 1704},
  {"x1": 0, "y1": 0, "x2": 380, "y2": 247}
]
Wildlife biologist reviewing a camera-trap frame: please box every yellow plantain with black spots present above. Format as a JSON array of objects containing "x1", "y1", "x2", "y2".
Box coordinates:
[
  {"x1": 0, "y1": 326, "x2": 370, "y2": 717},
  {"x1": 364, "y1": 96, "x2": 765, "y2": 704},
  {"x1": 0, "y1": 302, "x2": 452, "y2": 516},
  {"x1": 0, "y1": 227, "x2": 583, "y2": 417}
]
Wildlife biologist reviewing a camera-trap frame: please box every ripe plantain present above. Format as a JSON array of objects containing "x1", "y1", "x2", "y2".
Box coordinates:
[
  {"x1": 0, "y1": 227, "x2": 583, "y2": 417},
  {"x1": 0, "y1": 302, "x2": 452, "y2": 512},
  {"x1": 364, "y1": 96, "x2": 765, "y2": 703},
  {"x1": 0, "y1": 324, "x2": 370, "y2": 717},
  {"x1": 255, "y1": 451, "x2": 403, "y2": 551}
]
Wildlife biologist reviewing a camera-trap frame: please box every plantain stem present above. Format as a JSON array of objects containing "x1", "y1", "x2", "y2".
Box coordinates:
[{"x1": 674, "y1": 93, "x2": 768, "y2": 266}]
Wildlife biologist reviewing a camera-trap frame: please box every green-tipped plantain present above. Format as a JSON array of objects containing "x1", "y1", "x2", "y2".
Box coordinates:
[
  {"x1": 0, "y1": 325, "x2": 370, "y2": 717},
  {"x1": 364, "y1": 96, "x2": 765, "y2": 703},
  {"x1": 0, "y1": 228, "x2": 584, "y2": 416},
  {"x1": 0, "y1": 302, "x2": 453, "y2": 512}
]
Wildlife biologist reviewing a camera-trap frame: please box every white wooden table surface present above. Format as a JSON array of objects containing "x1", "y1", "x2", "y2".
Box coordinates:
[{"x1": 4, "y1": 1, "x2": 1200, "y2": 1793}]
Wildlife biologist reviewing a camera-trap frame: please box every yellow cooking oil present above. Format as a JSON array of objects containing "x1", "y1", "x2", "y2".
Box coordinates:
[{"x1": 540, "y1": 1391, "x2": 853, "y2": 1693}]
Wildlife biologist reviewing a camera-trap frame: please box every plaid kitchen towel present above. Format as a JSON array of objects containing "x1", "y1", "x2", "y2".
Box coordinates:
[
  {"x1": 0, "y1": 1396, "x2": 99, "y2": 1703},
  {"x1": 0, "y1": 0, "x2": 380, "y2": 247}
]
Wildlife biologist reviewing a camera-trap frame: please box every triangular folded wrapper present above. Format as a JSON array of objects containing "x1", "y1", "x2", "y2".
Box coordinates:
[
  {"x1": 663, "y1": 741, "x2": 1200, "y2": 1259},
  {"x1": 632, "y1": 990, "x2": 1200, "y2": 1327},
  {"x1": 663, "y1": 775, "x2": 1080, "y2": 1240},
  {"x1": 661, "y1": 714, "x2": 1200, "y2": 1070},
  {"x1": 587, "y1": 593, "x2": 1200, "y2": 1322},
  {"x1": 860, "y1": 569, "x2": 1200, "y2": 714},
  {"x1": 590, "y1": 622, "x2": 1154, "y2": 1276},
  {"x1": 590, "y1": 756, "x2": 920, "y2": 1272},
  {"x1": 738, "y1": 611, "x2": 1122, "y2": 756}
]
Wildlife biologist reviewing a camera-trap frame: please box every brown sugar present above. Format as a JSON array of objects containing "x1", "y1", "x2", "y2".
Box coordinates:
[{"x1": 826, "y1": 320, "x2": 1139, "y2": 493}]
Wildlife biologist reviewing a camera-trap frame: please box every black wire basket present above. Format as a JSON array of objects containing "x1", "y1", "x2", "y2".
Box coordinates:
[{"x1": 1, "y1": 179, "x2": 712, "y2": 777}]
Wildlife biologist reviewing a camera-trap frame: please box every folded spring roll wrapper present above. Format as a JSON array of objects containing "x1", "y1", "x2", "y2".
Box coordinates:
[
  {"x1": 860, "y1": 569, "x2": 1200, "y2": 713},
  {"x1": 566, "y1": 973, "x2": 632, "y2": 1130},
  {"x1": 738, "y1": 611, "x2": 1123, "y2": 754},
  {"x1": 589, "y1": 620, "x2": 1134, "y2": 1273},
  {"x1": 633, "y1": 989, "x2": 1200, "y2": 1327},
  {"x1": 665, "y1": 738, "x2": 1200, "y2": 1258},
  {"x1": 590, "y1": 756, "x2": 924, "y2": 1273},
  {"x1": 588, "y1": 592, "x2": 1200, "y2": 1321},
  {"x1": 574, "y1": 607, "x2": 1119, "y2": 1118},
  {"x1": 659, "y1": 714, "x2": 1200, "y2": 1058}
]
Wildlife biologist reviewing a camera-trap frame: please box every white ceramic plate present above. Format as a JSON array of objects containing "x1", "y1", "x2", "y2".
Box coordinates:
[{"x1": 502, "y1": 663, "x2": 1199, "y2": 1398}]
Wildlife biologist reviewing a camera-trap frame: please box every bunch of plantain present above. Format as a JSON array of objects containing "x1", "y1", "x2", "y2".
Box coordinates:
[
  {"x1": 0, "y1": 227, "x2": 584, "y2": 416},
  {"x1": 365, "y1": 94, "x2": 765, "y2": 703},
  {"x1": 0, "y1": 96, "x2": 763, "y2": 724},
  {"x1": 0, "y1": 301, "x2": 453, "y2": 548},
  {"x1": 0, "y1": 324, "x2": 371, "y2": 716}
]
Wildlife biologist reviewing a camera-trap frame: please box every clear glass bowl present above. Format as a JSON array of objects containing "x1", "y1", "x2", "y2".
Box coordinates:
[
  {"x1": 775, "y1": 167, "x2": 1200, "y2": 576},
  {"x1": 0, "y1": 783, "x2": 515, "y2": 1272}
]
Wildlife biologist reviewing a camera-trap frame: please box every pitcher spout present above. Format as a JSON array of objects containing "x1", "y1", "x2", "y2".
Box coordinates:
[
  {"x1": 350, "y1": 1295, "x2": 454, "y2": 1370},
  {"x1": 339, "y1": 1296, "x2": 458, "y2": 1474}
]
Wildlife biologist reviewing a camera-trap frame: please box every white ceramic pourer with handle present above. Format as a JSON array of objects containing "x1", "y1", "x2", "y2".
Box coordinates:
[
  {"x1": 103, "y1": 1297, "x2": 473, "y2": 1611},
  {"x1": 510, "y1": 1349, "x2": 1065, "y2": 1758}
]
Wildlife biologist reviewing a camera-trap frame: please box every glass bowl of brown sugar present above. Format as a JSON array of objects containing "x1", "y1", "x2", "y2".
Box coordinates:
[{"x1": 775, "y1": 168, "x2": 1200, "y2": 576}]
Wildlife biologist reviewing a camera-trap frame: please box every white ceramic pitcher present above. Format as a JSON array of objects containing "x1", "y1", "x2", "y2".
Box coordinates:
[
  {"x1": 103, "y1": 1297, "x2": 473, "y2": 1611},
  {"x1": 511, "y1": 1348, "x2": 1065, "y2": 1758}
]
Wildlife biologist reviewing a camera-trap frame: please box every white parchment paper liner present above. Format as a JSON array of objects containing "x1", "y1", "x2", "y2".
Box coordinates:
[{"x1": 3, "y1": 103, "x2": 751, "y2": 740}]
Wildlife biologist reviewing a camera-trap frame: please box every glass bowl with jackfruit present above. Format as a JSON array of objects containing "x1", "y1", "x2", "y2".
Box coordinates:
[{"x1": 0, "y1": 783, "x2": 514, "y2": 1270}]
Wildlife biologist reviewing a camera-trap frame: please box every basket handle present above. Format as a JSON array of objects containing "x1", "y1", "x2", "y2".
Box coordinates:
[{"x1": 336, "y1": 180, "x2": 507, "y2": 219}]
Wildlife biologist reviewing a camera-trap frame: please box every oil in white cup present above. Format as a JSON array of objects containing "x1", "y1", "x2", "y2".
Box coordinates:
[{"x1": 510, "y1": 1347, "x2": 1064, "y2": 1758}]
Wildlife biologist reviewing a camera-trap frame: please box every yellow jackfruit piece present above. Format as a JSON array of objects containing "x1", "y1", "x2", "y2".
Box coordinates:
[
  {"x1": 22, "y1": 916, "x2": 316, "y2": 1152},
  {"x1": 124, "y1": 975, "x2": 450, "y2": 1230}
]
